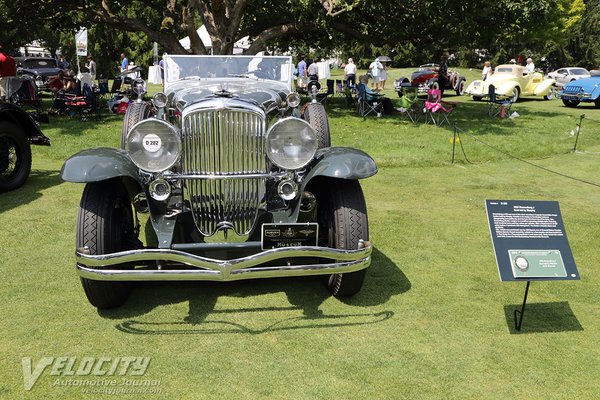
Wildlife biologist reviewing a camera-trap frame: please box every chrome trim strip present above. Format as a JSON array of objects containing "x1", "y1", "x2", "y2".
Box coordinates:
[
  {"x1": 165, "y1": 172, "x2": 287, "y2": 180},
  {"x1": 75, "y1": 241, "x2": 372, "y2": 282}
]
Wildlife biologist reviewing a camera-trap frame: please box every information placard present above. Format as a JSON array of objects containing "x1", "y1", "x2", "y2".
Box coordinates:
[{"x1": 485, "y1": 200, "x2": 579, "y2": 282}]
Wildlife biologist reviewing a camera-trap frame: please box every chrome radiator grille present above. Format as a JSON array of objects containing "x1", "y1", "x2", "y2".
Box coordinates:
[{"x1": 181, "y1": 107, "x2": 267, "y2": 236}]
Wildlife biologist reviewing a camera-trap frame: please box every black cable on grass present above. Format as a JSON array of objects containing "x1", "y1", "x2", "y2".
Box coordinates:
[
  {"x1": 582, "y1": 116, "x2": 600, "y2": 125},
  {"x1": 455, "y1": 126, "x2": 600, "y2": 189}
]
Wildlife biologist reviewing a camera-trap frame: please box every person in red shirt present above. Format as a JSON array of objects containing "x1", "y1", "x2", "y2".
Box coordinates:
[{"x1": 0, "y1": 43, "x2": 17, "y2": 100}]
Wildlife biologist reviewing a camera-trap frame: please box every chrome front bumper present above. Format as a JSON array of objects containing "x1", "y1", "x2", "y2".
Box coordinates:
[{"x1": 75, "y1": 240, "x2": 372, "y2": 282}]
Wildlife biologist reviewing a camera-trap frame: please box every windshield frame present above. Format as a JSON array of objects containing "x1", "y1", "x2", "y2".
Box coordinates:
[{"x1": 163, "y1": 55, "x2": 293, "y2": 91}]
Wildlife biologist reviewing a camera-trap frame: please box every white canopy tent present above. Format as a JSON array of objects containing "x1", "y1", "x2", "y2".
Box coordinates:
[{"x1": 179, "y1": 26, "x2": 251, "y2": 54}]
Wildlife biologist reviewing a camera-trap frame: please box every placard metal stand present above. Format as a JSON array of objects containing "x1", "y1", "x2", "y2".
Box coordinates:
[{"x1": 514, "y1": 281, "x2": 531, "y2": 331}]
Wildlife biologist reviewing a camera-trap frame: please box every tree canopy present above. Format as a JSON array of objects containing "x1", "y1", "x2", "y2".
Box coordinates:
[{"x1": 1, "y1": 0, "x2": 598, "y2": 77}]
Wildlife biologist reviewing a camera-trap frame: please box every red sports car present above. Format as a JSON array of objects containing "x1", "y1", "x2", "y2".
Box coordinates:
[{"x1": 394, "y1": 64, "x2": 467, "y2": 96}]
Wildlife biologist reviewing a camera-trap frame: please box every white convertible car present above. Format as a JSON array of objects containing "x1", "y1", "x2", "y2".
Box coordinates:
[{"x1": 465, "y1": 64, "x2": 557, "y2": 102}]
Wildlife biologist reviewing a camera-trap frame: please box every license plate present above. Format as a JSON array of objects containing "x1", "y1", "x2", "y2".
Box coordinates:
[
  {"x1": 473, "y1": 82, "x2": 481, "y2": 86},
  {"x1": 261, "y1": 223, "x2": 319, "y2": 250}
]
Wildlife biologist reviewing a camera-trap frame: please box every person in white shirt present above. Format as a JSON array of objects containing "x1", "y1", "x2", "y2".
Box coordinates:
[
  {"x1": 482, "y1": 61, "x2": 492, "y2": 80},
  {"x1": 344, "y1": 58, "x2": 357, "y2": 88},
  {"x1": 380, "y1": 61, "x2": 388, "y2": 89},
  {"x1": 368, "y1": 58, "x2": 383, "y2": 90},
  {"x1": 307, "y1": 59, "x2": 319, "y2": 80},
  {"x1": 526, "y1": 58, "x2": 535, "y2": 73}
]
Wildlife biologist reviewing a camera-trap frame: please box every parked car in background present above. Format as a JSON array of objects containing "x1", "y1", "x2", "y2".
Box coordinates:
[
  {"x1": 547, "y1": 67, "x2": 591, "y2": 87},
  {"x1": 465, "y1": 64, "x2": 557, "y2": 102},
  {"x1": 559, "y1": 70, "x2": 600, "y2": 108},
  {"x1": 61, "y1": 54, "x2": 377, "y2": 309},
  {"x1": 15, "y1": 56, "x2": 63, "y2": 91},
  {"x1": 0, "y1": 102, "x2": 51, "y2": 192},
  {"x1": 394, "y1": 63, "x2": 466, "y2": 96}
]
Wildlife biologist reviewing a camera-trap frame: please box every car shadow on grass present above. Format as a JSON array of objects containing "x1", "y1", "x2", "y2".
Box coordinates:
[
  {"x1": 100, "y1": 247, "x2": 410, "y2": 335},
  {"x1": 0, "y1": 169, "x2": 62, "y2": 213},
  {"x1": 503, "y1": 301, "x2": 583, "y2": 334}
]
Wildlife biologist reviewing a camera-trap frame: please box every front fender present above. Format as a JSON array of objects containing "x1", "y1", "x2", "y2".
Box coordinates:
[
  {"x1": 271, "y1": 147, "x2": 377, "y2": 223},
  {"x1": 61, "y1": 147, "x2": 142, "y2": 186},
  {"x1": 0, "y1": 103, "x2": 50, "y2": 146},
  {"x1": 496, "y1": 82, "x2": 518, "y2": 96},
  {"x1": 534, "y1": 79, "x2": 556, "y2": 96},
  {"x1": 303, "y1": 147, "x2": 378, "y2": 184}
]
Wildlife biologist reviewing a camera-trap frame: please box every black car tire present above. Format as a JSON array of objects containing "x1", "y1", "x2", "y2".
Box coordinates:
[
  {"x1": 121, "y1": 102, "x2": 153, "y2": 149},
  {"x1": 313, "y1": 178, "x2": 369, "y2": 297},
  {"x1": 302, "y1": 103, "x2": 331, "y2": 149},
  {"x1": 472, "y1": 96, "x2": 483, "y2": 101},
  {"x1": 595, "y1": 99, "x2": 600, "y2": 109},
  {"x1": 455, "y1": 79, "x2": 466, "y2": 96},
  {"x1": 562, "y1": 99, "x2": 580, "y2": 108},
  {"x1": 0, "y1": 122, "x2": 32, "y2": 193},
  {"x1": 76, "y1": 179, "x2": 140, "y2": 308}
]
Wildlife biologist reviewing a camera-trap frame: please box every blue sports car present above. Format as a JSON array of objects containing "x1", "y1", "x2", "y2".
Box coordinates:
[{"x1": 559, "y1": 71, "x2": 600, "y2": 108}]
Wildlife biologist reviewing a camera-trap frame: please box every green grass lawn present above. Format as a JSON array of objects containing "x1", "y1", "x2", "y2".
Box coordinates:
[{"x1": 1, "y1": 73, "x2": 600, "y2": 399}]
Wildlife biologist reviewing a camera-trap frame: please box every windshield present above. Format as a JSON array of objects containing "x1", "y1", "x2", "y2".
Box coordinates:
[
  {"x1": 21, "y1": 59, "x2": 58, "y2": 69},
  {"x1": 164, "y1": 55, "x2": 293, "y2": 87},
  {"x1": 570, "y1": 68, "x2": 589, "y2": 76}
]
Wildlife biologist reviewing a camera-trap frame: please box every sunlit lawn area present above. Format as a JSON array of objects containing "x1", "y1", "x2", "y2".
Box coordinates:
[{"x1": 1, "y1": 70, "x2": 600, "y2": 399}]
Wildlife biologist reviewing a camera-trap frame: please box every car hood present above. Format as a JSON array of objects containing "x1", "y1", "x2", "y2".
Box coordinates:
[
  {"x1": 563, "y1": 76, "x2": 600, "y2": 90},
  {"x1": 411, "y1": 69, "x2": 435, "y2": 81},
  {"x1": 167, "y1": 79, "x2": 289, "y2": 113},
  {"x1": 20, "y1": 67, "x2": 62, "y2": 78}
]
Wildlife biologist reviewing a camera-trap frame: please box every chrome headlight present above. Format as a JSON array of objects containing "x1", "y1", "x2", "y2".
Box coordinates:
[
  {"x1": 286, "y1": 92, "x2": 301, "y2": 108},
  {"x1": 152, "y1": 92, "x2": 168, "y2": 108},
  {"x1": 126, "y1": 119, "x2": 180, "y2": 172},
  {"x1": 266, "y1": 118, "x2": 317, "y2": 170}
]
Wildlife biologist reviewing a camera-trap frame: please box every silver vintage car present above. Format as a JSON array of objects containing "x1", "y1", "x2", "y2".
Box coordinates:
[{"x1": 61, "y1": 55, "x2": 377, "y2": 308}]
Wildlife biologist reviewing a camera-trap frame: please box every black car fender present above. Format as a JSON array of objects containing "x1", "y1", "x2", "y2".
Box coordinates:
[{"x1": 0, "y1": 103, "x2": 50, "y2": 145}]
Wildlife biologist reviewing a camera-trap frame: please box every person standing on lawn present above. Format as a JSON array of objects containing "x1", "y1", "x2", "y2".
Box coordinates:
[
  {"x1": 344, "y1": 57, "x2": 357, "y2": 89},
  {"x1": 0, "y1": 43, "x2": 16, "y2": 100},
  {"x1": 369, "y1": 58, "x2": 383, "y2": 91},
  {"x1": 438, "y1": 52, "x2": 449, "y2": 96}
]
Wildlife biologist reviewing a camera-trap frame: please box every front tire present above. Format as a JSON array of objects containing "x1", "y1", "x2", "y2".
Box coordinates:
[
  {"x1": 76, "y1": 180, "x2": 141, "y2": 308},
  {"x1": 312, "y1": 179, "x2": 369, "y2": 297},
  {"x1": 455, "y1": 79, "x2": 466, "y2": 96},
  {"x1": 510, "y1": 87, "x2": 520, "y2": 103},
  {"x1": 544, "y1": 86, "x2": 558, "y2": 100},
  {"x1": 302, "y1": 103, "x2": 331, "y2": 149},
  {"x1": 0, "y1": 122, "x2": 32, "y2": 193},
  {"x1": 121, "y1": 102, "x2": 153, "y2": 149},
  {"x1": 562, "y1": 99, "x2": 580, "y2": 108}
]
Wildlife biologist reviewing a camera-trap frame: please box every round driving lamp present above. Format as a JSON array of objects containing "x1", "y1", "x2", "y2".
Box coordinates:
[
  {"x1": 126, "y1": 119, "x2": 180, "y2": 173},
  {"x1": 152, "y1": 92, "x2": 168, "y2": 108},
  {"x1": 266, "y1": 118, "x2": 317, "y2": 170},
  {"x1": 286, "y1": 92, "x2": 301, "y2": 108}
]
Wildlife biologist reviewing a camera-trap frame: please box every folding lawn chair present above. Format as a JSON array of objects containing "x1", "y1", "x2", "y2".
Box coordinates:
[
  {"x1": 356, "y1": 83, "x2": 383, "y2": 117},
  {"x1": 316, "y1": 79, "x2": 335, "y2": 104},
  {"x1": 487, "y1": 84, "x2": 512, "y2": 118},
  {"x1": 396, "y1": 86, "x2": 422, "y2": 123},
  {"x1": 424, "y1": 89, "x2": 456, "y2": 126},
  {"x1": 335, "y1": 80, "x2": 344, "y2": 96},
  {"x1": 64, "y1": 83, "x2": 100, "y2": 120}
]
